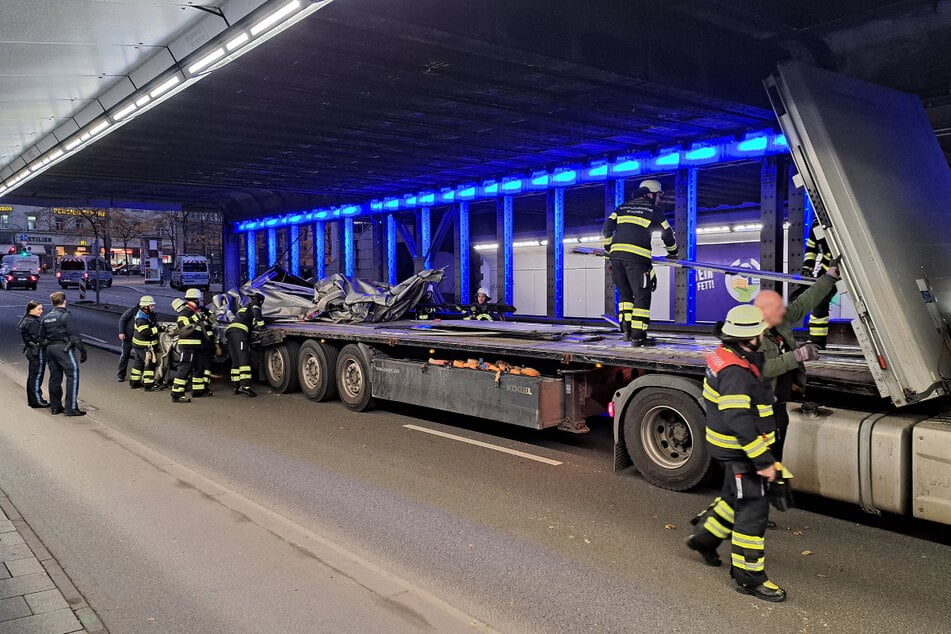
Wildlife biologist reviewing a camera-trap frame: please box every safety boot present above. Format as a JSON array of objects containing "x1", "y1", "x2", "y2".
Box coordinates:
[
  {"x1": 686, "y1": 535, "x2": 721, "y2": 567},
  {"x1": 171, "y1": 395, "x2": 191, "y2": 404},
  {"x1": 192, "y1": 390, "x2": 209, "y2": 398},
  {"x1": 237, "y1": 386, "x2": 257, "y2": 398},
  {"x1": 631, "y1": 336, "x2": 657, "y2": 348},
  {"x1": 808, "y1": 337, "x2": 827, "y2": 350},
  {"x1": 733, "y1": 579, "x2": 786, "y2": 602},
  {"x1": 129, "y1": 381, "x2": 142, "y2": 390},
  {"x1": 620, "y1": 320, "x2": 631, "y2": 340}
]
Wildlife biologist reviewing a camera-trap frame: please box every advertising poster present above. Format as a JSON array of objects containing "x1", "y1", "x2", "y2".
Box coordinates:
[{"x1": 695, "y1": 241, "x2": 763, "y2": 322}]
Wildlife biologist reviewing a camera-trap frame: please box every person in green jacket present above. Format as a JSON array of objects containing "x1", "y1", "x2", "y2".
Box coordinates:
[{"x1": 753, "y1": 266, "x2": 840, "y2": 460}]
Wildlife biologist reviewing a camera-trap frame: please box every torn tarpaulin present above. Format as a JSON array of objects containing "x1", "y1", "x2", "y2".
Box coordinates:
[{"x1": 235, "y1": 266, "x2": 445, "y2": 323}]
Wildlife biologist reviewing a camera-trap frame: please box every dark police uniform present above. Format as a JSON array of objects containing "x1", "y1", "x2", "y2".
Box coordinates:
[
  {"x1": 117, "y1": 305, "x2": 137, "y2": 380},
  {"x1": 18, "y1": 313, "x2": 47, "y2": 407},
  {"x1": 601, "y1": 197, "x2": 677, "y2": 340},
  {"x1": 690, "y1": 343, "x2": 778, "y2": 590},
  {"x1": 226, "y1": 301, "x2": 264, "y2": 391},
  {"x1": 40, "y1": 306, "x2": 84, "y2": 414},
  {"x1": 130, "y1": 309, "x2": 159, "y2": 390},
  {"x1": 801, "y1": 224, "x2": 836, "y2": 347}
]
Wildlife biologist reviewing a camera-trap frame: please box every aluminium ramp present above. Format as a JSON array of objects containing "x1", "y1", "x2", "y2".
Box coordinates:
[{"x1": 765, "y1": 62, "x2": 951, "y2": 406}]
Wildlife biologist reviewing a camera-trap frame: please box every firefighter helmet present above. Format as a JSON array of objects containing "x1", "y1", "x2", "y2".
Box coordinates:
[
  {"x1": 719, "y1": 304, "x2": 767, "y2": 339},
  {"x1": 139, "y1": 295, "x2": 155, "y2": 308},
  {"x1": 184, "y1": 288, "x2": 201, "y2": 300},
  {"x1": 638, "y1": 179, "x2": 663, "y2": 194}
]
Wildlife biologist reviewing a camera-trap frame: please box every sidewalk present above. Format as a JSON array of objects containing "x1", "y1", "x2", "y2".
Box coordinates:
[{"x1": 0, "y1": 493, "x2": 105, "y2": 634}]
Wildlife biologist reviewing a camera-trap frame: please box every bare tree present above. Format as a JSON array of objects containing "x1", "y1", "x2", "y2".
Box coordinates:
[
  {"x1": 110, "y1": 211, "x2": 145, "y2": 276},
  {"x1": 72, "y1": 208, "x2": 111, "y2": 304}
]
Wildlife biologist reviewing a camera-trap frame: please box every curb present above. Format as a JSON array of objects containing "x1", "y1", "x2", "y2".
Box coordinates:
[{"x1": 0, "y1": 493, "x2": 108, "y2": 633}]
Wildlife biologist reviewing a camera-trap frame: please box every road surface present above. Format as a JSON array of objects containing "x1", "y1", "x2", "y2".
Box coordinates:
[{"x1": 0, "y1": 275, "x2": 948, "y2": 632}]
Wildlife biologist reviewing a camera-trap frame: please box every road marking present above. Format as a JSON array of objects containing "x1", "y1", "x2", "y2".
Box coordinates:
[
  {"x1": 81, "y1": 334, "x2": 109, "y2": 344},
  {"x1": 402, "y1": 424, "x2": 563, "y2": 466}
]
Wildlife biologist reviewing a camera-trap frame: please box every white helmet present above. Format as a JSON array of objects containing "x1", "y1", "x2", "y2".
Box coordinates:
[
  {"x1": 476, "y1": 287, "x2": 490, "y2": 297},
  {"x1": 184, "y1": 288, "x2": 201, "y2": 300},
  {"x1": 139, "y1": 295, "x2": 155, "y2": 308},
  {"x1": 638, "y1": 179, "x2": 663, "y2": 194}
]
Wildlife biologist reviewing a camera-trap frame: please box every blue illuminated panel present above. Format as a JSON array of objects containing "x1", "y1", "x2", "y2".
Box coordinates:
[
  {"x1": 550, "y1": 188, "x2": 565, "y2": 318},
  {"x1": 289, "y1": 225, "x2": 300, "y2": 276},
  {"x1": 501, "y1": 195, "x2": 514, "y2": 305},
  {"x1": 314, "y1": 222, "x2": 326, "y2": 279},
  {"x1": 458, "y1": 202, "x2": 470, "y2": 303},
  {"x1": 386, "y1": 214, "x2": 397, "y2": 285},
  {"x1": 344, "y1": 218, "x2": 355, "y2": 277},
  {"x1": 267, "y1": 228, "x2": 277, "y2": 267},
  {"x1": 246, "y1": 230, "x2": 257, "y2": 280},
  {"x1": 420, "y1": 207, "x2": 432, "y2": 269}
]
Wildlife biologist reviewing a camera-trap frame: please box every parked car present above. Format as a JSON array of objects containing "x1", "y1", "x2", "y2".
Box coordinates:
[{"x1": 0, "y1": 254, "x2": 40, "y2": 290}]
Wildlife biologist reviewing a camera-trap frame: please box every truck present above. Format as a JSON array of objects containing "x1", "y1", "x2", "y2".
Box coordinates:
[{"x1": 246, "y1": 62, "x2": 951, "y2": 526}]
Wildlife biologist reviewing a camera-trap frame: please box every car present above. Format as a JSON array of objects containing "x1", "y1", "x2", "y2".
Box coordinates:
[{"x1": 1, "y1": 270, "x2": 38, "y2": 290}]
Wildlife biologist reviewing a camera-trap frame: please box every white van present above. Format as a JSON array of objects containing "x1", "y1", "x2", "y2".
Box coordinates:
[
  {"x1": 57, "y1": 255, "x2": 113, "y2": 289},
  {"x1": 170, "y1": 254, "x2": 210, "y2": 291},
  {"x1": 0, "y1": 254, "x2": 40, "y2": 290}
]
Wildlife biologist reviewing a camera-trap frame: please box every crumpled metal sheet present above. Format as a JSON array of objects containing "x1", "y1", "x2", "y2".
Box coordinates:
[{"x1": 233, "y1": 266, "x2": 444, "y2": 323}]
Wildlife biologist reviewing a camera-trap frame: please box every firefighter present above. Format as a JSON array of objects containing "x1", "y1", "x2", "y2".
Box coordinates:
[
  {"x1": 800, "y1": 222, "x2": 837, "y2": 348},
  {"x1": 185, "y1": 288, "x2": 215, "y2": 397},
  {"x1": 465, "y1": 287, "x2": 493, "y2": 321},
  {"x1": 40, "y1": 291, "x2": 87, "y2": 416},
  {"x1": 687, "y1": 304, "x2": 785, "y2": 602},
  {"x1": 129, "y1": 296, "x2": 159, "y2": 391},
  {"x1": 18, "y1": 300, "x2": 49, "y2": 408},
  {"x1": 169, "y1": 296, "x2": 204, "y2": 403},
  {"x1": 753, "y1": 263, "x2": 839, "y2": 460},
  {"x1": 602, "y1": 179, "x2": 678, "y2": 346},
  {"x1": 226, "y1": 292, "x2": 265, "y2": 397}
]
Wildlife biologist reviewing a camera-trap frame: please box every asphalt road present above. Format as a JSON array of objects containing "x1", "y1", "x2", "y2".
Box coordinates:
[{"x1": 0, "y1": 276, "x2": 949, "y2": 633}]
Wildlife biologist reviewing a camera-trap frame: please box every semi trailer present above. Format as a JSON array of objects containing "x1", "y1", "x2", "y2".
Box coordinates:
[{"x1": 248, "y1": 62, "x2": 951, "y2": 526}]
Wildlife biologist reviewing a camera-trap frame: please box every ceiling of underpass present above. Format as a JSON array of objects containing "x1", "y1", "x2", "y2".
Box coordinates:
[{"x1": 2, "y1": 0, "x2": 951, "y2": 217}]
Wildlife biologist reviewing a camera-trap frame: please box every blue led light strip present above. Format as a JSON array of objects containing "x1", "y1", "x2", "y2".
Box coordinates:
[{"x1": 233, "y1": 129, "x2": 789, "y2": 232}]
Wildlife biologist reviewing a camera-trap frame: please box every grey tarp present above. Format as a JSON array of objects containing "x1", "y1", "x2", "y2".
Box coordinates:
[{"x1": 229, "y1": 266, "x2": 445, "y2": 323}]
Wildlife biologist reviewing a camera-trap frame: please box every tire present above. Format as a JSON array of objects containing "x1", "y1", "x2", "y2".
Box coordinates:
[
  {"x1": 298, "y1": 340, "x2": 339, "y2": 402},
  {"x1": 335, "y1": 344, "x2": 374, "y2": 411},
  {"x1": 30, "y1": 285, "x2": 36, "y2": 291},
  {"x1": 59, "y1": 284, "x2": 67, "y2": 289},
  {"x1": 622, "y1": 387, "x2": 710, "y2": 491},
  {"x1": 263, "y1": 341, "x2": 300, "y2": 393}
]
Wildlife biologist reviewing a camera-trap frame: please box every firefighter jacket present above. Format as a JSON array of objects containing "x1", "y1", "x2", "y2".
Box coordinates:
[
  {"x1": 759, "y1": 273, "x2": 838, "y2": 391},
  {"x1": 601, "y1": 197, "x2": 677, "y2": 261},
  {"x1": 18, "y1": 314, "x2": 43, "y2": 352},
  {"x1": 175, "y1": 305, "x2": 205, "y2": 348},
  {"x1": 131, "y1": 310, "x2": 159, "y2": 349},
  {"x1": 226, "y1": 303, "x2": 264, "y2": 334},
  {"x1": 40, "y1": 307, "x2": 82, "y2": 346},
  {"x1": 702, "y1": 343, "x2": 777, "y2": 469},
  {"x1": 802, "y1": 224, "x2": 833, "y2": 275}
]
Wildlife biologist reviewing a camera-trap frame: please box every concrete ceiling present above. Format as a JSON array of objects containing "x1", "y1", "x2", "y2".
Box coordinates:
[
  {"x1": 1, "y1": 0, "x2": 950, "y2": 217},
  {"x1": 0, "y1": 0, "x2": 226, "y2": 168}
]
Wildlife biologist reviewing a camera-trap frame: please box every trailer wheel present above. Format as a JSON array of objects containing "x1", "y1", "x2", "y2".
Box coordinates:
[
  {"x1": 623, "y1": 387, "x2": 710, "y2": 491},
  {"x1": 298, "y1": 340, "x2": 338, "y2": 402},
  {"x1": 264, "y1": 341, "x2": 300, "y2": 393},
  {"x1": 336, "y1": 344, "x2": 374, "y2": 411}
]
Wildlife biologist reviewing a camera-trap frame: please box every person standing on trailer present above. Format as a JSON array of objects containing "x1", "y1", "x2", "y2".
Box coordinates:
[
  {"x1": 185, "y1": 288, "x2": 214, "y2": 397},
  {"x1": 226, "y1": 291, "x2": 265, "y2": 397},
  {"x1": 799, "y1": 222, "x2": 837, "y2": 349},
  {"x1": 753, "y1": 263, "x2": 839, "y2": 460},
  {"x1": 116, "y1": 303, "x2": 137, "y2": 382},
  {"x1": 18, "y1": 300, "x2": 49, "y2": 408},
  {"x1": 129, "y1": 295, "x2": 160, "y2": 391},
  {"x1": 169, "y1": 297, "x2": 203, "y2": 403},
  {"x1": 40, "y1": 291, "x2": 86, "y2": 416},
  {"x1": 601, "y1": 179, "x2": 678, "y2": 346},
  {"x1": 686, "y1": 304, "x2": 785, "y2": 602}
]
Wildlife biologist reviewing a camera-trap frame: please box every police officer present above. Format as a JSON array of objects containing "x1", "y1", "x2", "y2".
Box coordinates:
[
  {"x1": 687, "y1": 304, "x2": 785, "y2": 602},
  {"x1": 40, "y1": 291, "x2": 86, "y2": 416},
  {"x1": 18, "y1": 300, "x2": 49, "y2": 408},
  {"x1": 226, "y1": 292, "x2": 265, "y2": 397},
  {"x1": 184, "y1": 288, "x2": 214, "y2": 397},
  {"x1": 129, "y1": 296, "x2": 160, "y2": 391},
  {"x1": 601, "y1": 179, "x2": 678, "y2": 346},
  {"x1": 800, "y1": 222, "x2": 837, "y2": 348},
  {"x1": 116, "y1": 303, "x2": 137, "y2": 381},
  {"x1": 169, "y1": 297, "x2": 203, "y2": 403}
]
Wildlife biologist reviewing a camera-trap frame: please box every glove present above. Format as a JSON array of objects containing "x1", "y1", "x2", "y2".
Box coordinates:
[
  {"x1": 768, "y1": 463, "x2": 795, "y2": 511},
  {"x1": 649, "y1": 270, "x2": 657, "y2": 292},
  {"x1": 793, "y1": 343, "x2": 820, "y2": 363},
  {"x1": 79, "y1": 344, "x2": 88, "y2": 364}
]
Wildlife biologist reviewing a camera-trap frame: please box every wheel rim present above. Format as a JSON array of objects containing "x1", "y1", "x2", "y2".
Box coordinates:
[
  {"x1": 639, "y1": 405, "x2": 694, "y2": 470},
  {"x1": 301, "y1": 352, "x2": 321, "y2": 390},
  {"x1": 268, "y1": 349, "x2": 285, "y2": 382},
  {"x1": 341, "y1": 359, "x2": 363, "y2": 399}
]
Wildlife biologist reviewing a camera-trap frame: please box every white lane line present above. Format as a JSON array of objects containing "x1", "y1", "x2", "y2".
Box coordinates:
[
  {"x1": 81, "y1": 334, "x2": 110, "y2": 344},
  {"x1": 403, "y1": 424, "x2": 563, "y2": 466}
]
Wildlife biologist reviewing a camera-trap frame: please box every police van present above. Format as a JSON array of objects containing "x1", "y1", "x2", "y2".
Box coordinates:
[
  {"x1": 57, "y1": 255, "x2": 113, "y2": 289},
  {"x1": 170, "y1": 254, "x2": 210, "y2": 291}
]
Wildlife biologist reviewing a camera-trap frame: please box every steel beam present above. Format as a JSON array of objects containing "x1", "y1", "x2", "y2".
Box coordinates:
[
  {"x1": 454, "y1": 202, "x2": 470, "y2": 303},
  {"x1": 344, "y1": 218, "x2": 355, "y2": 277},
  {"x1": 786, "y1": 161, "x2": 805, "y2": 277},
  {"x1": 547, "y1": 188, "x2": 565, "y2": 318},
  {"x1": 289, "y1": 225, "x2": 300, "y2": 276},
  {"x1": 604, "y1": 179, "x2": 624, "y2": 315},
  {"x1": 424, "y1": 207, "x2": 454, "y2": 268},
  {"x1": 246, "y1": 230, "x2": 257, "y2": 280},
  {"x1": 674, "y1": 169, "x2": 698, "y2": 323},
  {"x1": 496, "y1": 195, "x2": 514, "y2": 305},
  {"x1": 386, "y1": 213, "x2": 398, "y2": 285},
  {"x1": 314, "y1": 222, "x2": 326, "y2": 279},
  {"x1": 395, "y1": 217, "x2": 419, "y2": 259},
  {"x1": 760, "y1": 156, "x2": 785, "y2": 293},
  {"x1": 223, "y1": 223, "x2": 240, "y2": 289}
]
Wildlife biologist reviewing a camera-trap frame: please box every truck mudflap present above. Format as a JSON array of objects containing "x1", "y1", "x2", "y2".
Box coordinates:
[{"x1": 370, "y1": 358, "x2": 589, "y2": 432}]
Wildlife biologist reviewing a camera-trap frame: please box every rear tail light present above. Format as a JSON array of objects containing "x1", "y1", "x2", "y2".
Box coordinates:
[
  {"x1": 56, "y1": 272, "x2": 61, "y2": 278},
  {"x1": 5, "y1": 275, "x2": 12, "y2": 282},
  {"x1": 607, "y1": 401, "x2": 615, "y2": 418},
  {"x1": 82, "y1": 272, "x2": 89, "y2": 279},
  {"x1": 29, "y1": 275, "x2": 37, "y2": 282}
]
